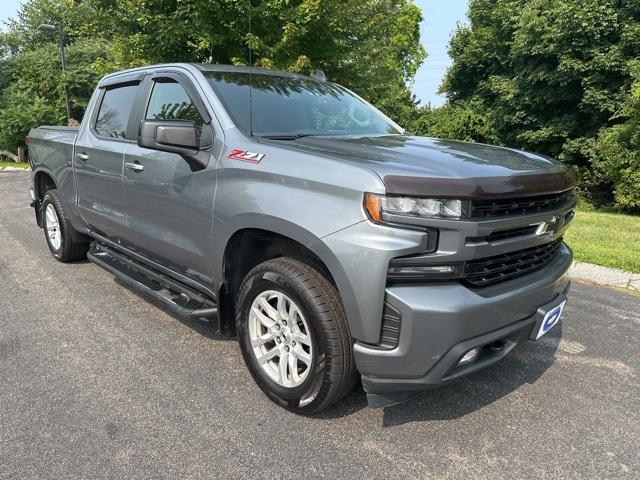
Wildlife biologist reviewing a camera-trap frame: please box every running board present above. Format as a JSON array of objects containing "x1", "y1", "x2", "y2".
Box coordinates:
[{"x1": 88, "y1": 243, "x2": 218, "y2": 320}]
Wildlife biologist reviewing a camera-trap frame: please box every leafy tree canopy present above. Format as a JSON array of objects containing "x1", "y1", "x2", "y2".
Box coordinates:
[
  {"x1": 0, "y1": 0, "x2": 426, "y2": 148},
  {"x1": 439, "y1": 0, "x2": 640, "y2": 210}
]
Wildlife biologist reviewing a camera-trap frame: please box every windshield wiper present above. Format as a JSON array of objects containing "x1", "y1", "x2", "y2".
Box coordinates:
[{"x1": 259, "y1": 133, "x2": 319, "y2": 140}]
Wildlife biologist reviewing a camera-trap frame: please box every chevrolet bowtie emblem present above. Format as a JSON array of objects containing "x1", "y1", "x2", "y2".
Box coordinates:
[{"x1": 535, "y1": 216, "x2": 559, "y2": 235}]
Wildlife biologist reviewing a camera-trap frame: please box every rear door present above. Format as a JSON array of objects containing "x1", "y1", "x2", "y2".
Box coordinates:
[
  {"x1": 121, "y1": 72, "x2": 217, "y2": 286},
  {"x1": 74, "y1": 76, "x2": 143, "y2": 239}
]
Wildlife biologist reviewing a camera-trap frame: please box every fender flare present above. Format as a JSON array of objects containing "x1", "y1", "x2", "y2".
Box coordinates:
[{"x1": 213, "y1": 214, "x2": 362, "y2": 336}]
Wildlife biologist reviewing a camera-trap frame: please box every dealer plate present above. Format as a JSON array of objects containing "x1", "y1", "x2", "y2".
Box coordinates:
[{"x1": 535, "y1": 300, "x2": 566, "y2": 340}]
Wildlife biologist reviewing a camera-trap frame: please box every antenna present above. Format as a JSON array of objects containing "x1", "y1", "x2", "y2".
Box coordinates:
[
  {"x1": 248, "y1": 0, "x2": 254, "y2": 136},
  {"x1": 312, "y1": 69, "x2": 327, "y2": 82}
]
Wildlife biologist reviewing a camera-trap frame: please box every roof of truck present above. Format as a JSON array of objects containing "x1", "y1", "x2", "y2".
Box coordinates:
[
  {"x1": 99, "y1": 63, "x2": 322, "y2": 85},
  {"x1": 194, "y1": 63, "x2": 319, "y2": 81}
]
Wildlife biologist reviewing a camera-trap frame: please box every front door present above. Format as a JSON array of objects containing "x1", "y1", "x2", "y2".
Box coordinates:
[
  {"x1": 74, "y1": 80, "x2": 141, "y2": 239},
  {"x1": 122, "y1": 75, "x2": 216, "y2": 287}
]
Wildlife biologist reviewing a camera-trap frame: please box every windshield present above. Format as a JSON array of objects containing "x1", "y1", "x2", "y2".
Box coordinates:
[{"x1": 205, "y1": 71, "x2": 402, "y2": 138}]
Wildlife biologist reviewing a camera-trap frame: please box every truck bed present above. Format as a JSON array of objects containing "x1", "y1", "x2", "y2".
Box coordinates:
[{"x1": 28, "y1": 126, "x2": 78, "y2": 172}]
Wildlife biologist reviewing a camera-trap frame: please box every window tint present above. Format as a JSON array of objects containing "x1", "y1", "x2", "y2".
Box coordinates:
[
  {"x1": 145, "y1": 79, "x2": 204, "y2": 128},
  {"x1": 205, "y1": 71, "x2": 401, "y2": 137},
  {"x1": 94, "y1": 83, "x2": 139, "y2": 139}
]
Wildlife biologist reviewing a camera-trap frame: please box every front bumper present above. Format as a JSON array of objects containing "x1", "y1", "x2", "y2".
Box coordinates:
[{"x1": 355, "y1": 243, "x2": 572, "y2": 407}]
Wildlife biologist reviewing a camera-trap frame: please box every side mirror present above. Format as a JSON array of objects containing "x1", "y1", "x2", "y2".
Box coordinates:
[{"x1": 138, "y1": 119, "x2": 209, "y2": 171}]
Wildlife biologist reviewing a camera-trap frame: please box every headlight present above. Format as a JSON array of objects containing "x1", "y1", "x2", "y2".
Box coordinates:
[{"x1": 364, "y1": 193, "x2": 466, "y2": 223}]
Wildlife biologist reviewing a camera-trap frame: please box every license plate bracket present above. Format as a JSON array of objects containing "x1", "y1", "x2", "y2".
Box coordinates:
[{"x1": 530, "y1": 297, "x2": 566, "y2": 340}]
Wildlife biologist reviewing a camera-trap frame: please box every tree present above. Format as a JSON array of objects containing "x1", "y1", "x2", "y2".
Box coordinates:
[
  {"x1": 585, "y1": 62, "x2": 640, "y2": 212},
  {"x1": 0, "y1": 0, "x2": 426, "y2": 150},
  {"x1": 0, "y1": 37, "x2": 119, "y2": 149},
  {"x1": 439, "y1": 0, "x2": 640, "y2": 210}
]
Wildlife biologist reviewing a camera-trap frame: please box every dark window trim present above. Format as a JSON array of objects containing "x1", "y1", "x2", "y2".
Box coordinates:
[
  {"x1": 90, "y1": 80, "x2": 141, "y2": 143},
  {"x1": 98, "y1": 71, "x2": 146, "y2": 88}
]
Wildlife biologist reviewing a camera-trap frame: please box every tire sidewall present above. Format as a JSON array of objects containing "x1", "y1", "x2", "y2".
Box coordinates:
[
  {"x1": 237, "y1": 265, "x2": 330, "y2": 411},
  {"x1": 42, "y1": 193, "x2": 64, "y2": 259}
]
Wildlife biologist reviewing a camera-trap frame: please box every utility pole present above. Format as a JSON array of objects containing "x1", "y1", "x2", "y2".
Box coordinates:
[{"x1": 38, "y1": 23, "x2": 72, "y2": 124}]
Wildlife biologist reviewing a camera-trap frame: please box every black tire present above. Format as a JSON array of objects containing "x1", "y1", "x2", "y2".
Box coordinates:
[
  {"x1": 236, "y1": 257, "x2": 357, "y2": 414},
  {"x1": 41, "y1": 189, "x2": 89, "y2": 262}
]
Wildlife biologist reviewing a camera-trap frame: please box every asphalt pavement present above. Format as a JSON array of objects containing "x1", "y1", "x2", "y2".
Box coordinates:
[{"x1": 1, "y1": 172, "x2": 638, "y2": 479}]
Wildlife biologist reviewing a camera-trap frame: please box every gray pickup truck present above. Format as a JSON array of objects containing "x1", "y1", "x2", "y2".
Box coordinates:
[{"x1": 28, "y1": 63, "x2": 575, "y2": 413}]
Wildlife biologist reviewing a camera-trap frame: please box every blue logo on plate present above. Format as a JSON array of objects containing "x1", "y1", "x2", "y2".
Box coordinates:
[{"x1": 542, "y1": 305, "x2": 562, "y2": 333}]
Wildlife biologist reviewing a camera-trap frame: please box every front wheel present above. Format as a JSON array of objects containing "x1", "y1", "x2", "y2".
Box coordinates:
[{"x1": 236, "y1": 257, "x2": 357, "y2": 414}]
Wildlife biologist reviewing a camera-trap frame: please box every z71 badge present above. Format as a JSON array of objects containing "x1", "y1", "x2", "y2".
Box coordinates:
[{"x1": 227, "y1": 149, "x2": 265, "y2": 163}]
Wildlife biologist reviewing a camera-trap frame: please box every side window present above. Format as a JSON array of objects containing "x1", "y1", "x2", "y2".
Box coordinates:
[
  {"x1": 145, "y1": 79, "x2": 204, "y2": 132},
  {"x1": 94, "y1": 83, "x2": 139, "y2": 139}
]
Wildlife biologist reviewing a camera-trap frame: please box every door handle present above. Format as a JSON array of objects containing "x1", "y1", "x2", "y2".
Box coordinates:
[
  {"x1": 76, "y1": 153, "x2": 89, "y2": 161},
  {"x1": 125, "y1": 162, "x2": 144, "y2": 172}
]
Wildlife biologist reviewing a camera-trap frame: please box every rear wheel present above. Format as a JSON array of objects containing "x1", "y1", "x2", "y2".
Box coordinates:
[
  {"x1": 41, "y1": 189, "x2": 89, "y2": 262},
  {"x1": 236, "y1": 257, "x2": 357, "y2": 414}
]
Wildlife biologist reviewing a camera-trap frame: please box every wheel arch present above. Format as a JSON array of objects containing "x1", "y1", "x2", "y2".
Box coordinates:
[
  {"x1": 33, "y1": 168, "x2": 58, "y2": 199},
  {"x1": 32, "y1": 168, "x2": 59, "y2": 227},
  {"x1": 214, "y1": 218, "x2": 359, "y2": 337}
]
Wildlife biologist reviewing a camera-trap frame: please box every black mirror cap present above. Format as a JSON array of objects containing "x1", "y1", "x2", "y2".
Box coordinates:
[
  {"x1": 138, "y1": 119, "x2": 208, "y2": 171},
  {"x1": 138, "y1": 119, "x2": 198, "y2": 151}
]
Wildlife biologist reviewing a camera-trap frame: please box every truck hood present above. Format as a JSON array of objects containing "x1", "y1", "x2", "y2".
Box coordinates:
[{"x1": 274, "y1": 135, "x2": 575, "y2": 198}]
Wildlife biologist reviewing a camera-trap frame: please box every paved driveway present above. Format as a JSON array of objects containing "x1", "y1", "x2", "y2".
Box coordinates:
[{"x1": 1, "y1": 172, "x2": 638, "y2": 479}]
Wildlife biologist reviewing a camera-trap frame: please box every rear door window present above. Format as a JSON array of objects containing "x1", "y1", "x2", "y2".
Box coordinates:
[{"x1": 94, "y1": 83, "x2": 139, "y2": 139}]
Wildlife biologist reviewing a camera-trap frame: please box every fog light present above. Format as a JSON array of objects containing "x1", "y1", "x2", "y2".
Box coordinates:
[{"x1": 458, "y1": 347, "x2": 480, "y2": 366}]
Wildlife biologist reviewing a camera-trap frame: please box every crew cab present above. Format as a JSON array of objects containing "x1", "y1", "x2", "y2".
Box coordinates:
[{"x1": 28, "y1": 63, "x2": 575, "y2": 413}]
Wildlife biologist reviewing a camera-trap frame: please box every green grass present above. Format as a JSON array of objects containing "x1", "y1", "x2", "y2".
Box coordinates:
[
  {"x1": 565, "y1": 207, "x2": 640, "y2": 273},
  {"x1": 0, "y1": 161, "x2": 30, "y2": 170}
]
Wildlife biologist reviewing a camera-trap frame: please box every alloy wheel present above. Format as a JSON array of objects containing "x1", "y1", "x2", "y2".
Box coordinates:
[
  {"x1": 248, "y1": 290, "x2": 314, "y2": 388},
  {"x1": 45, "y1": 204, "x2": 61, "y2": 251}
]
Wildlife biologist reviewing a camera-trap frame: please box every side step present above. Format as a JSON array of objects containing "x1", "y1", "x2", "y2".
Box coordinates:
[{"x1": 88, "y1": 243, "x2": 218, "y2": 320}]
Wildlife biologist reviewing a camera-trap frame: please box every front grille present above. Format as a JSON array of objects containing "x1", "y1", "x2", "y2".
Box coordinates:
[
  {"x1": 463, "y1": 239, "x2": 563, "y2": 287},
  {"x1": 467, "y1": 225, "x2": 538, "y2": 244},
  {"x1": 471, "y1": 190, "x2": 575, "y2": 218}
]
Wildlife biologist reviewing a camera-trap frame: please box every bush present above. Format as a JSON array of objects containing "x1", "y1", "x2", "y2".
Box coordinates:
[
  {"x1": 0, "y1": 90, "x2": 62, "y2": 149},
  {"x1": 411, "y1": 100, "x2": 497, "y2": 144},
  {"x1": 587, "y1": 125, "x2": 640, "y2": 213},
  {"x1": 584, "y1": 65, "x2": 640, "y2": 213},
  {"x1": 0, "y1": 38, "x2": 118, "y2": 150}
]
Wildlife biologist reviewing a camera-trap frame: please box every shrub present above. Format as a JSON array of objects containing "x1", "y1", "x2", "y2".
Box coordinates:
[
  {"x1": 411, "y1": 100, "x2": 498, "y2": 144},
  {"x1": 0, "y1": 38, "x2": 116, "y2": 150},
  {"x1": 584, "y1": 64, "x2": 640, "y2": 213}
]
